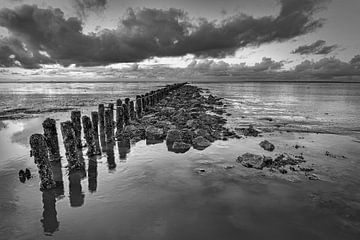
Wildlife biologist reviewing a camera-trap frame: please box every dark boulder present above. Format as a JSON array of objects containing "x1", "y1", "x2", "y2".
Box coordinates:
[{"x1": 259, "y1": 140, "x2": 275, "y2": 151}]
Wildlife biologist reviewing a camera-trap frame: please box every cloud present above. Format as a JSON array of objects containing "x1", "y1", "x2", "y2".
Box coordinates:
[
  {"x1": 188, "y1": 57, "x2": 284, "y2": 75},
  {"x1": 292, "y1": 40, "x2": 338, "y2": 55},
  {"x1": 0, "y1": 0, "x2": 328, "y2": 68},
  {"x1": 72, "y1": 0, "x2": 108, "y2": 18},
  {"x1": 294, "y1": 55, "x2": 360, "y2": 78}
]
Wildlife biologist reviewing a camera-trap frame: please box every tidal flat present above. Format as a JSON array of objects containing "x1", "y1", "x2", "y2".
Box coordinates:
[{"x1": 0, "y1": 81, "x2": 360, "y2": 240}]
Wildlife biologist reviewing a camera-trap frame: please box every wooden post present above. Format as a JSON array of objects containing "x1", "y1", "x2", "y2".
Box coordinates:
[
  {"x1": 29, "y1": 134, "x2": 56, "y2": 191},
  {"x1": 130, "y1": 100, "x2": 135, "y2": 120},
  {"x1": 70, "y1": 111, "x2": 82, "y2": 148},
  {"x1": 60, "y1": 121, "x2": 83, "y2": 170},
  {"x1": 91, "y1": 111, "x2": 101, "y2": 155},
  {"x1": 104, "y1": 109, "x2": 113, "y2": 143},
  {"x1": 98, "y1": 104, "x2": 105, "y2": 133},
  {"x1": 108, "y1": 103, "x2": 114, "y2": 129},
  {"x1": 122, "y1": 103, "x2": 130, "y2": 126},
  {"x1": 136, "y1": 95, "x2": 142, "y2": 118},
  {"x1": 82, "y1": 116, "x2": 96, "y2": 156},
  {"x1": 116, "y1": 105, "x2": 124, "y2": 135},
  {"x1": 42, "y1": 118, "x2": 61, "y2": 162}
]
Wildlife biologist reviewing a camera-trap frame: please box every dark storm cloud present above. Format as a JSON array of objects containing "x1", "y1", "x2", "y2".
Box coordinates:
[
  {"x1": 0, "y1": 0, "x2": 328, "y2": 67},
  {"x1": 72, "y1": 0, "x2": 108, "y2": 18},
  {"x1": 292, "y1": 40, "x2": 338, "y2": 55}
]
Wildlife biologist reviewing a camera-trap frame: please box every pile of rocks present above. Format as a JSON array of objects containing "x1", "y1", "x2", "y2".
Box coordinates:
[{"x1": 116, "y1": 85, "x2": 239, "y2": 153}]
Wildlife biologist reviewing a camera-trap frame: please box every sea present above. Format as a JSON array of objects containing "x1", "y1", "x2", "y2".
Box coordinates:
[{"x1": 0, "y1": 80, "x2": 360, "y2": 239}]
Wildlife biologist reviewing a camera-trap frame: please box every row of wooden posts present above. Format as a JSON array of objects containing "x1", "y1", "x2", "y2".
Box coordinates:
[{"x1": 29, "y1": 82, "x2": 188, "y2": 191}]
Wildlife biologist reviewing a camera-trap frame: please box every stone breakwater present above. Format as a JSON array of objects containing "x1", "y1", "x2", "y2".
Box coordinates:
[{"x1": 28, "y1": 83, "x2": 240, "y2": 190}]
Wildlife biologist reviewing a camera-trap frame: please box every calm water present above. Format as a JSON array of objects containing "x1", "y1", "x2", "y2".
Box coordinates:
[{"x1": 0, "y1": 81, "x2": 360, "y2": 239}]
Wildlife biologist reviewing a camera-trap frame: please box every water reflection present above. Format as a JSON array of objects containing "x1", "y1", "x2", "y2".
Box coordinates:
[
  {"x1": 117, "y1": 138, "x2": 131, "y2": 160},
  {"x1": 88, "y1": 156, "x2": 98, "y2": 193},
  {"x1": 69, "y1": 170, "x2": 85, "y2": 207},
  {"x1": 106, "y1": 142, "x2": 116, "y2": 170},
  {"x1": 41, "y1": 189, "x2": 59, "y2": 236},
  {"x1": 50, "y1": 161, "x2": 64, "y2": 197}
]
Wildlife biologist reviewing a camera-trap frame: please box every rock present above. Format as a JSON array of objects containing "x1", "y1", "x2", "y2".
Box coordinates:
[
  {"x1": 171, "y1": 142, "x2": 191, "y2": 153},
  {"x1": 279, "y1": 168, "x2": 287, "y2": 174},
  {"x1": 166, "y1": 129, "x2": 182, "y2": 143},
  {"x1": 145, "y1": 126, "x2": 164, "y2": 140},
  {"x1": 192, "y1": 136, "x2": 211, "y2": 150},
  {"x1": 243, "y1": 125, "x2": 260, "y2": 137},
  {"x1": 25, "y1": 168, "x2": 31, "y2": 179},
  {"x1": 259, "y1": 140, "x2": 275, "y2": 151},
  {"x1": 18, "y1": 170, "x2": 26, "y2": 183},
  {"x1": 194, "y1": 168, "x2": 206, "y2": 174},
  {"x1": 224, "y1": 165, "x2": 235, "y2": 170},
  {"x1": 299, "y1": 166, "x2": 314, "y2": 172},
  {"x1": 236, "y1": 153, "x2": 272, "y2": 169},
  {"x1": 306, "y1": 173, "x2": 320, "y2": 180},
  {"x1": 181, "y1": 129, "x2": 194, "y2": 144}
]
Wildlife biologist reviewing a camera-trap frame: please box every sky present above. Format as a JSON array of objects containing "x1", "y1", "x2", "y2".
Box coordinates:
[{"x1": 0, "y1": 0, "x2": 359, "y2": 81}]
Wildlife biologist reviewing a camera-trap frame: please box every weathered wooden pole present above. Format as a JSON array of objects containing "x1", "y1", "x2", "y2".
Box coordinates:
[
  {"x1": 42, "y1": 118, "x2": 61, "y2": 162},
  {"x1": 104, "y1": 109, "x2": 113, "y2": 143},
  {"x1": 129, "y1": 100, "x2": 135, "y2": 120},
  {"x1": 108, "y1": 103, "x2": 114, "y2": 128},
  {"x1": 116, "y1": 105, "x2": 124, "y2": 135},
  {"x1": 91, "y1": 111, "x2": 101, "y2": 155},
  {"x1": 136, "y1": 95, "x2": 142, "y2": 118},
  {"x1": 98, "y1": 104, "x2": 105, "y2": 132},
  {"x1": 141, "y1": 94, "x2": 146, "y2": 112},
  {"x1": 29, "y1": 134, "x2": 56, "y2": 191},
  {"x1": 122, "y1": 103, "x2": 130, "y2": 126},
  {"x1": 70, "y1": 111, "x2": 82, "y2": 148},
  {"x1": 60, "y1": 121, "x2": 83, "y2": 170},
  {"x1": 82, "y1": 116, "x2": 96, "y2": 156}
]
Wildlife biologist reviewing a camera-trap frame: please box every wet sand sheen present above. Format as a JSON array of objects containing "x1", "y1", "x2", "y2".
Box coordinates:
[{"x1": 0, "y1": 82, "x2": 360, "y2": 239}]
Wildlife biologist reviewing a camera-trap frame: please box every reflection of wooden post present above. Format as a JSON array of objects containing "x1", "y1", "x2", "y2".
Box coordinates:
[
  {"x1": 69, "y1": 171, "x2": 84, "y2": 207},
  {"x1": 136, "y1": 95, "x2": 142, "y2": 118},
  {"x1": 116, "y1": 105, "x2": 124, "y2": 135},
  {"x1": 122, "y1": 103, "x2": 130, "y2": 126},
  {"x1": 42, "y1": 118, "x2": 61, "y2": 162},
  {"x1": 41, "y1": 190, "x2": 59, "y2": 235},
  {"x1": 106, "y1": 142, "x2": 116, "y2": 170},
  {"x1": 98, "y1": 104, "x2": 105, "y2": 133},
  {"x1": 50, "y1": 161, "x2": 64, "y2": 197},
  {"x1": 104, "y1": 109, "x2": 113, "y2": 143},
  {"x1": 30, "y1": 134, "x2": 56, "y2": 191},
  {"x1": 91, "y1": 111, "x2": 101, "y2": 155},
  {"x1": 70, "y1": 111, "x2": 82, "y2": 148},
  {"x1": 60, "y1": 121, "x2": 83, "y2": 170},
  {"x1": 88, "y1": 156, "x2": 97, "y2": 193},
  {"x1": 82, "y1": 116, "x2": 95, "y2": 156},
  {"x1": 117, "y1": 137, "x2": 131, "y2": 160}
]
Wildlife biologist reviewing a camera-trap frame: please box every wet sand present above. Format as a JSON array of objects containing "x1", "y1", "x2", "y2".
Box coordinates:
[{"x1": 0, "y1": 83, "x2": 360, "y2": 239}]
